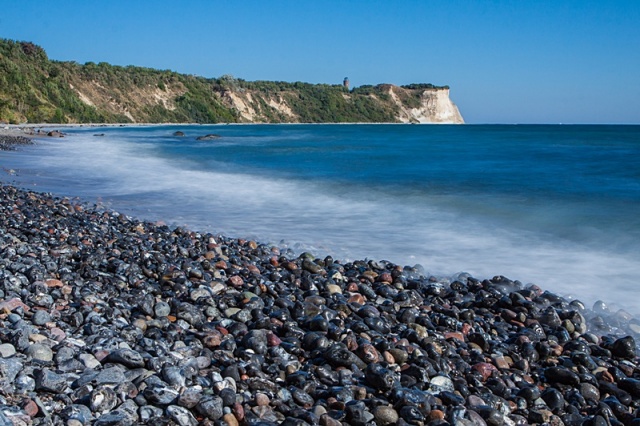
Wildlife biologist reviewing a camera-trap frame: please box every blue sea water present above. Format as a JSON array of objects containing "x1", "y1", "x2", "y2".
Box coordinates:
[{"x1": 2, "y1": 124, "x2": 640, "y2": 314}]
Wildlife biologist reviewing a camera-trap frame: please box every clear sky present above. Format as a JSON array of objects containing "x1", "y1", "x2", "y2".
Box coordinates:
[{"x1": 1, "y1": 0, "x2": 639, "y2": 124}]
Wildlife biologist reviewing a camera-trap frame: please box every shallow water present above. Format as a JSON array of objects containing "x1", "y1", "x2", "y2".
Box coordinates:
[{"x1": 2, "y1": 124, "x2": 639, "y2": 314}]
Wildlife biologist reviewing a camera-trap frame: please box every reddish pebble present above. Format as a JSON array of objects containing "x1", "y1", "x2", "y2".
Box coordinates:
[
  {"x1": 473, "y1": 362, "x2": 498, "y2": 381},
  {"x1": 444, "y1": 332, "x2": 465, "y2": 342},
  {"x1": 429, "y1": 410, "x2": 445, "y2": 421},
  {"x1": 0, "y1": 297, "x2": 31, "y2": 313},
  {"x1": 228, "y1": 276, "x2": 244, "y2": 287},
  {"x1": 50, "y1": 327, "x2": 66, "y2": 342},
  {"x1": 266, "y1": 332, "x2": 282, "y2": 347},
  {"x1": 348, "y1": 293, "x2": 365, "y2": 305},
  {"x1": 255, "y1": 392, "x2": 270, "y2": 406},
  {"x1": 232, "y1": 402, "x2": 244, "y2": 421},
  {"x1": 246, "y1": 264, "x2": 261, "y2": 275},
  {"x1": 284, "y1": 261, "x2": 298, "y2": 271},
  {"x1": 203, "y1": 332, "x2": 222, "y2": 348},
  {"x1": 21, "y1": 399, "x2": 38, "y2": 417},
  {"x1": 45, "y1": 279, "x2": 64, "y2": 288},
  {"x1": 377, "y1": 272, "x2": 393, "y2": 283}
]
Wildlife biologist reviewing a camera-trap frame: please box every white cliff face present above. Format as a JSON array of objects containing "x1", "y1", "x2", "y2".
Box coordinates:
[
  {"x1": 222, "y1": 85, "x2": 464, "y2": 124},
  {"x1": 392, "y1": 87, "x2": 464, "y2": 124}
]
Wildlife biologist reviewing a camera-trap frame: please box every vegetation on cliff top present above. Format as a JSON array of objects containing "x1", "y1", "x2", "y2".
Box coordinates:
[{"x1": 0, "y1": 38, "x2": 450, "y2": 124}]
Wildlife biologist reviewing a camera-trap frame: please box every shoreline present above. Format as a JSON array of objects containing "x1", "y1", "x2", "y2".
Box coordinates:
[{"x1": 0, "y1": 181, "x2": 639, "y2": 424}]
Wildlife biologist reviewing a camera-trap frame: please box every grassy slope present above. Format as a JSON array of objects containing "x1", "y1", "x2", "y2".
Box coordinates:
[{"x1": 0, "y1": 39, "x2": 448, "y2": 124}]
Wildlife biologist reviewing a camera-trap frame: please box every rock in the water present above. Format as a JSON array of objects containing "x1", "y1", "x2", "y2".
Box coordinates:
[{"x1": 195, "y1": 134, "x2": 221, "y2": 141}]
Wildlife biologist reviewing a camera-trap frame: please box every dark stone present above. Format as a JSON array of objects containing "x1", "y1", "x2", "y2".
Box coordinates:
[
  {"x1": 195, "y1": 134, "x2": 221, "y2": 141},
  {"x1": 105, "y1": 348, "x2": 145, "y2": 368},
  {"x1": 365, "y1": 363, "x2": 396, "y2": 392},
  {"x1": 34, "y1": 368, "x2": 68, "y2": 393},
  {"x1": 611, "y1": 336, "x2": 636, "y2": 359},
  {"x1": 545, "y1": 367, "x2": 580, "y2": 386}
]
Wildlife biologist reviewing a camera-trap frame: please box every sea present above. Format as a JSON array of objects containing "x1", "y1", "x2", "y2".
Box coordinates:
[{"x1": 2, "y1": 124, "x2": 640, "y2": 315}]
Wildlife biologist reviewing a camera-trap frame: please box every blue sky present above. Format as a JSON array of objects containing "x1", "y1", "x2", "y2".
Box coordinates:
[{"x1": 2, "y1": 1, "x2": 639, "y2": 124}]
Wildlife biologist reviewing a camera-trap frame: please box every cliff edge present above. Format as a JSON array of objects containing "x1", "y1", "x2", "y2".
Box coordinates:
[{"x1": 222, "y1": 83, "x2": 464, "y2": 124}]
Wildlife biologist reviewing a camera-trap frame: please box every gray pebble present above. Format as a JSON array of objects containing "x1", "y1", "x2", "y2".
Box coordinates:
[
  {"x1": 31, "y1": 310, "x2": 51, "y2": 325},
  {"x1": 0, "y1": 343, "x2": 16, "y2": 358},
  {"x1": 25, "y1": 343, "x2": 53, "y2": 362}
]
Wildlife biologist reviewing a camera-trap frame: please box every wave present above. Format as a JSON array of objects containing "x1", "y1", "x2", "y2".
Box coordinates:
[{"x1": 5, "y1": 130, "x2": 640, "y2": 315}]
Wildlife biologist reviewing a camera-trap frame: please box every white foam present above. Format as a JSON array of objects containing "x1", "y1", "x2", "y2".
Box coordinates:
[{"x1": 8, "y1": 133, "x2": 640, "y2": 315}]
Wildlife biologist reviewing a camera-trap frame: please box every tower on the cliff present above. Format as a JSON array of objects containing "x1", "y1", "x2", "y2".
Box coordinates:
[{"x1": 343, "y1": 77, "x2": 349, "y2": 91}]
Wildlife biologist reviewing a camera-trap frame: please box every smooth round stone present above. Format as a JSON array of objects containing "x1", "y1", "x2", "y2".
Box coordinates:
[
  {"x1": 0, "y1": 343, "x2": 16, "y2": 358},
  {"x1": 579, "y1": 383, "x2": 600, "y2": 401},
  {"x1": 388, "y1": 348, "x2": 408, "y2": 365},
  {"x1": 326, "y1": 284, "x2": 342, "y2": 294},
  {"x1": 373, "y1": 406, "x2": 399, "y2": 425},
  {"x1": 619, "y1": 378, "x2": 640, "y2": 398},
  {"x1": 222, "y1": 413, "x2": 239, "y2": 426},
  {"x1": 7, "y1": 313, "x2": 22, "y2": 323},
  {"x1": 106, "y1": 348, "x2": 145, "y2": 368},
  {"x1": 31, "y1": 310, "x2": 51, "y2": 326},
  {"x1": 196, "y1": 395, "x2": 224, "y2": 420},
  {"x1": 132, "y1": 318, "x2": 147, "y2": 331},
  {"x1": 611, "y1": 336, "x2": 636, "y2": 359},
  {"x1": 29, "y1": 333, "x2": 48, "y2": 343},
  {"x1": 154, "y1": 301, "x2": 171, "y2": 317},
  {"x1": 544, "y1": 367, "x2": 580, "y2": 386},
  {"x1": 26, "y1": 343, "x2": 53, "y2": 362}
]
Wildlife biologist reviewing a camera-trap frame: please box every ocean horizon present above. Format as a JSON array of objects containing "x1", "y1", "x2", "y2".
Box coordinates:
[{"x1": 2, "y1": 123, "x2": 639, "y2": 316}]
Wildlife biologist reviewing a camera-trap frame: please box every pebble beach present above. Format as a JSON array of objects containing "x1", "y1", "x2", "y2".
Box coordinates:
[{"x1": 1, "y1": 133, "x2": 640, "y2": 426}]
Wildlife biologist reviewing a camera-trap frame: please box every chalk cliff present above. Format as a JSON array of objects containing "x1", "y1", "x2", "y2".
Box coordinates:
[
  {"x1": 220, "y1": 84, "x2": 464, "y2": 124},
  {"x1": 390, "y1": 87, "x2": 464, "y2": 124}
]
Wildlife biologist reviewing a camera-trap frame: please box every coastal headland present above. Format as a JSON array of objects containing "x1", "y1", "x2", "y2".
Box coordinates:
[
  {"x1": 1, "y1": 133, "x2": 639, "y2": 424},
  {"x1": 0, "y1": 39, "x2": 463, "y2": 125}
]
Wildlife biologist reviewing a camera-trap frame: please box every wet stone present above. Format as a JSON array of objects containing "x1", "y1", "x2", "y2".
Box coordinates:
[
  {"x1": 544, "y1": 366, "x2": 580, "y2": 387},
  {"x1": 611, "y1": 336, "x2": 636, "y2": 359},
  {"x1": 1, "y1": 183, "x2": 640, "y2": 426}
]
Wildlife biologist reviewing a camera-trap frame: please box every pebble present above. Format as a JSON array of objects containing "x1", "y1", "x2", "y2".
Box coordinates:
[
  {"x1": 0, "y1": 183, "x2": 638, "y2": 426},
  {"x1": 25, "y1": 344, "x2": 53, "y2": 362},
  {"x1": 372, "y1": 405, "x2": 399, "y2": 425},
  {"x1": 0, "y1": 343, "x2": 16, "y2": 358}
]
